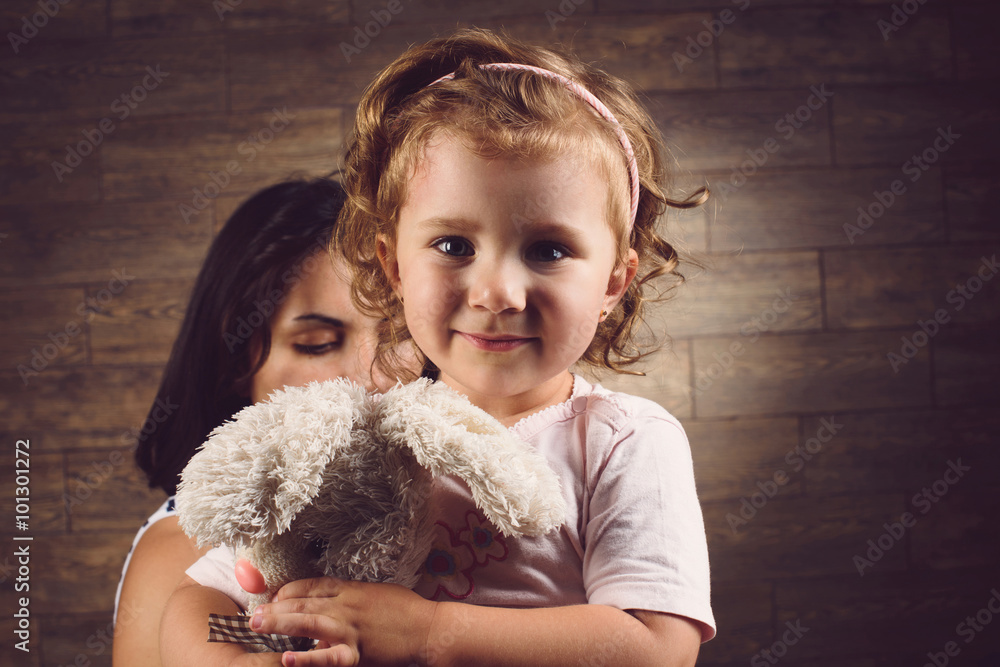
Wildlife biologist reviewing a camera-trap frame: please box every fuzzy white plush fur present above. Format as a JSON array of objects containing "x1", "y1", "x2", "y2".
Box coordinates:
[{"x1": 176, "y1": 378, "x2": 566, "y2": 611}]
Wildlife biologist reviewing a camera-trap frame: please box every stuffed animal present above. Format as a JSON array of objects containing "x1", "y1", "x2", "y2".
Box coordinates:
[{"x1": 176, "y1": 377, "x2": 566, "y2": 617}]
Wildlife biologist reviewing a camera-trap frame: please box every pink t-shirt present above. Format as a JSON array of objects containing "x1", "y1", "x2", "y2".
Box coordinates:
[{"x1": 187, "y1": 374, "x2": 716, "y2": 641}]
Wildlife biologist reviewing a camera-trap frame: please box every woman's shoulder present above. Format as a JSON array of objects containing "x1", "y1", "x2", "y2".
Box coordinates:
[
  {"x1": 117, "y1": 498, "x2": 208, "y2": 611},
  {"x1": 118, "y1": 498, "x2": 183, "y2": 586}
]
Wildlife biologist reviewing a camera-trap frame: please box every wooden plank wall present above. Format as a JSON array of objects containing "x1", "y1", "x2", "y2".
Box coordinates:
[{"x1": 1, "y1": 1, "x2": 997, "y2": 665}]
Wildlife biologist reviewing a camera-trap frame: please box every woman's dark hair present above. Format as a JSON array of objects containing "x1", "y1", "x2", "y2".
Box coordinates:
[{"x1": 135, "y1": 178, "x2": 347, "y2": 495}]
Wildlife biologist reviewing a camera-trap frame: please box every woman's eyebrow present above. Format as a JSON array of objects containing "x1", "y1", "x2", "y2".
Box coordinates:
[{"x1": 292, "y1": 313, "x2": 346, "y2": 327}]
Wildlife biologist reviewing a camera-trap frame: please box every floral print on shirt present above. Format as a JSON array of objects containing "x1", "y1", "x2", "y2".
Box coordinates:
[{"x1": 420, "y1": 510, "x2": 508, "y2": 600}]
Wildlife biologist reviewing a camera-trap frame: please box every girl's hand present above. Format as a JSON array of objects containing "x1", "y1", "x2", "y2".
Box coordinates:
[{"x1": 250, "y1": 577, "x2": 436, "y2": 667}]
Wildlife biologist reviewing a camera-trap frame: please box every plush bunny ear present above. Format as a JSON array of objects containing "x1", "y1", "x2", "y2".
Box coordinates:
[
  {"x1": 374, "y1": 379, "x2": 567, "y2": 538},
  {"x1": 176, "y1": 379, "x2": 369, "y2": 549}
]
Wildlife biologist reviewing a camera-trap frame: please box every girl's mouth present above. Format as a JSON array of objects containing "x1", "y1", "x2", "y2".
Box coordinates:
[{"x1": 457, "y1": 332, "x2": 533, "y2": 352}]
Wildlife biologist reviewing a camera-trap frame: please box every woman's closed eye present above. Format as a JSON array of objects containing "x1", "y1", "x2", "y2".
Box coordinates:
[
  {"x1": 293, "y1": 342, "x2": 342, "y2": 355},
  {"x1": 292, "y1": 334, "x2": 344, "y2": 356}
]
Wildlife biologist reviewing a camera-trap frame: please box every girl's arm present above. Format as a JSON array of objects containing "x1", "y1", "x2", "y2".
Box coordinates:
[
  {"x1": 112, "y1": 516, "x2": 209, "y2": 667},
  {"x1": 250, "y1": 577, "x2": 702, "y2": 667},
  {"x1": 159, "y1": 576, "x2": 284, "y2": 667}
]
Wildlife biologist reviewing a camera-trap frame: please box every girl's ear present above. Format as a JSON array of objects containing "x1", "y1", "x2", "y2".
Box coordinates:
[
  {"x1": 375, "y1": 234, "x2": 402, "y2": 293},
  {"x1": 604, "y1": 248, "x2": 639, "y2": 310}
]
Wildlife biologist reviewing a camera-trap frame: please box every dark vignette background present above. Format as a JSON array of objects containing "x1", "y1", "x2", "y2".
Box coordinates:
[{"x1": 1, "y1": 0, "x2": 998, "y2": 665}]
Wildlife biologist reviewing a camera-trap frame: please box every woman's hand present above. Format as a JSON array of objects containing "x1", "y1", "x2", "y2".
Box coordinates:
[{"x1": 249, "y1": 577, "x2": 436, "y2": 667}]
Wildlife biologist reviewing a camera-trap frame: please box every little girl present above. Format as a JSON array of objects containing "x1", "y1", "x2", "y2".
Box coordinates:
[{"x1": 162, "y1": 28, "x2": 714, "y2": 667}]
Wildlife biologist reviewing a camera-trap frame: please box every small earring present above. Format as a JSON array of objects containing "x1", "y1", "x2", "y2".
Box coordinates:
[{"x1": 599, "y1": 308, "x2": 608, "y2": 321}]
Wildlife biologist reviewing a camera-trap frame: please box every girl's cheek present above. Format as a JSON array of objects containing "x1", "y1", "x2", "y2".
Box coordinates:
[{"x1": 427, "y1": 270, "x2": 465, "y2": 308}]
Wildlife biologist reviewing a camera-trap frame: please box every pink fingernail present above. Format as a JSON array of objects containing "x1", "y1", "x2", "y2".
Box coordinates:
[{"x1": 250, "y1": 614, "x2": 262, "y2": 630}]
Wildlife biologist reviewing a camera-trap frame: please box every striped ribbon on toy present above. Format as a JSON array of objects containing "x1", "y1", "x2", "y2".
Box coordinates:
[{"x1": 207, "y1": 613, "x2": 318, "y2": 653}]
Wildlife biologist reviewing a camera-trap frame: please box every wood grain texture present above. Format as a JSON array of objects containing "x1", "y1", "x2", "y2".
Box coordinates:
[
  {"x1": 707, "y1": 167, "x2": 945, "y2": 252},
  {"x1": 224, "y1": 0, "x2": 351, "y2": 30},
  {"x1": 718, "y1": 6, "x2": 951, "y2": 87},
  {"x1": 833, "y1": 83, "x2": 1000, "y2": 166},
  {"x1": 661, "y1": 251, "x2": 822, "y2": 337},
  {"x1": 227, "y1": 14, "x2": 716, "y2": 114},
  {"x1": 774, "y1": 567, "x2": 1000, "y2": 662},
  {"x1": 910, "y1": 490, "x2": 1000, "y2": 572},
  {"x1": 110, "y1": 0, "x2": 225, "y2": 35},
  {"x1": 603, "y1": 0, "x2": 841, "y2": 10},
  {"x1": 0, "y1": 201, "x2": 212, "y2": 287},
  {"x1": 946, "y1": 162, "x2": 1000, "y2": 242},
  {"x1": 686, "y1": 417, "x2": 802, "y2": 502},
  {"x1": 692, "y1": 331, "x2": 932, "y2": 418},
  {"x1": 801, "y1": 409, "x2": 1000, "y2": 497},
  {"x1": 0, "y1": 36, "x2": 225, "y2": 122},
  {"x1": 518, "y1": 14, "x2": 720, "y2": 92},
  {"x1": 35, "y1": 612, "x2": 115, "y2": 667},
  {"x1": 66, "y1": 448, "x2": 166, "y2": 532},
  {"x1": 824, "y1": 246, "x2": 1000, "y2": 329},
  {"x1": 1, "y1": 286, "x2": 88, "y2": 370},
  {"x1": 0, "y1": 367, "x2": 162, "y2": 433},
  {"x1": 228, "y1": 22, "x2": 452, "y2": 111},
  {"x1": 88, "y1": 278, "x2": 193, "y2": 366},
  {"x1": 703, "y1": 493, "x2": 909, "y2": 581},
  {"x1": 933, "y1": 323, "x2": 1000, "y2": 407},
  {"x1": 780, "y1": 658, "x2": 888, "y2": 667},
  {"x1": 0, "y1": 120, "x2": 102, "y2": 204},
  {"x1": 351, "y1": 0, "x2": 586, "y2": 24},
  {"x1": 33, "y1": 430, "x2": 149, "y2": 455},
  {"x1": 647, "y1": 88, "x2": 832, "y2": 172},
  {"x1": 953, "y1": 1, "x2": 1000, "y2": 80},
  {"x1": 0, "y1": 1, "x2": 106, "y2": 43},
  {"x1": 102, "y1": 108, "x2": 345, "y2": 202},
  {"x1": 111, "y1": 0, "x2": 351, "y2": 35}
]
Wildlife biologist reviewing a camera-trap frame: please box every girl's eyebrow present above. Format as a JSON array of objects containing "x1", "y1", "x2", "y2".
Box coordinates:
[
  {"x1": 517, "y1": 220, "x2": 587, "y2": 244},
  {"x1": 292, "y1": 313, "x2": 346, "y2": 327},
  {"x1": 419, "y1": 216, "x2": 586, "y2": 243},
  {"x1": 416, "y1": 216, "x2": 479, "y2": 233}
]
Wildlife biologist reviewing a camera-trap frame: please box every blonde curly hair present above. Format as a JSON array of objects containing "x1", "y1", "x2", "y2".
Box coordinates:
[{"x1": 337, "y1": 28, "x2": 706, "y2": 382}]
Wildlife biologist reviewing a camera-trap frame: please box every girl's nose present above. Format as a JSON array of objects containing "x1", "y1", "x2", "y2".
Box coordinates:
[{"x1": 467, "y1": 258, "x2": 527, "y2": 314}]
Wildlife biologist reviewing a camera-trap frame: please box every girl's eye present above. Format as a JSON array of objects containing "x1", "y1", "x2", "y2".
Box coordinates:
[
  {"x1": 433, "y1": 237, "x2": 474, "y2": 257},
  {"x1": 527, "y1": 243, "x2": 568, "y2": 262}
]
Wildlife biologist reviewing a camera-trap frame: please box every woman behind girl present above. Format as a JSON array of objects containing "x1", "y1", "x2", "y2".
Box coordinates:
[
  {"x1": 113, "y1": 179, "x2": 384, "y2": 666},
  {"x1": 163, "y1": 28, "x2": 715, "y2": 667}
]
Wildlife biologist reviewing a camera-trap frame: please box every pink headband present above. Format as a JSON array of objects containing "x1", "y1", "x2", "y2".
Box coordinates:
[{"x1": 428, "y1": 62, "x2": 640, "y2": 231}]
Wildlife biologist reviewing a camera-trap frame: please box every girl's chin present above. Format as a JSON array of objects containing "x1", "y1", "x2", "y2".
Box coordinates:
[{"x1": 439, "y1": 368, "x2": 569, "y2": 399}]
